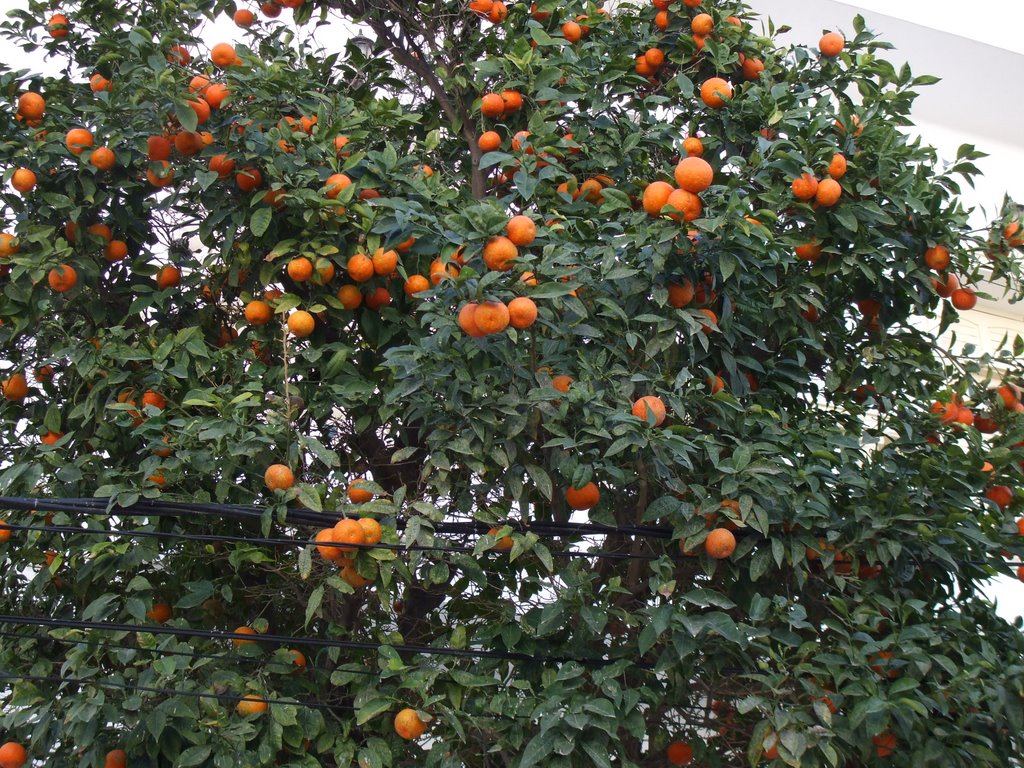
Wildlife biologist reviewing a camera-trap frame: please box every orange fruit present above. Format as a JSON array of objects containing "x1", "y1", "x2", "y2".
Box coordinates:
[
  {"x1": 480, "y1": 93, "x2": 505, "y2": 118},
  {"x1": 231, "y1": 626, "x2": 258, "y2": 648},
  {"x1": 264, "y1": 463, "x2": 295, "y2": 491},
  {"x1": 562, "y1": 21, "x2": 582, "y2": 43},
  {"x1": 674, "y1": 156, "x2": 713, "y2": 193},
  {"x1": 644, "y1": 47, "x2": 665, "y2": 69},
  {"x1": 404, "y1": 275, "x2": 430, "y2": 296},
  {"x1": 287, "y1": 310, "x2": 315, "y2": 337},
  {"x1": 478, "y1": 131, "x2": 501, "y2": 152},
  {"x1": 339, "y1": 559, "x2": 372, "y2": 588},
  {"x1": 655, "y1": 10, "x2": 669, "y2": 29},
  {"x1": 668, "y1": 279, "x2": 695, "y2": 308},
  {"x1": 551, "y1": 375, "x2": 573, "y2": 393},
  {"x1": 700, "y1": 77, "x2": 732, "y2": 109},
  {"x1": 208, "y1": 153, "x2": 236, "y2": 179},
  {"x1": 698, "y1": 308, "x2": 718, "y2": 333},
  {"x1": 507, "y1": 296, "x2": 538, "y2": 329},
  {"x1": 458, "y1": 303, "x2": 485, "y2": 337},
  {"x1": 287, "y1": 256, "x2": 314, "y2": 282},
  {"x1": 334, "y1": 135, "x2": 351, "y2": 156},
  {"x1": 1004, "y1": 221, "x2": 1024, "y2": 247},
  {"x1": 814, "y1": 178, "x2": 842, "y2": 207},
  {"x1": 146, "y1": 602, "x2": 172, "y2": 623},
  {"x1": 245, "y1": 300, "x2": 273, "y2": 326},
  {"x1": 40, "y1": 430, "x2": 62, "y2": 445},
  {"x1": 394, "y1": 708, "x2": 427, "y2": 740},
  {"x1": 683, "y1": 137, "x2": 704, "y2": 157},
  {"x1": 104, "y1": 750, "x2": 127, "y2": 768},
  {"x1": 642, "y1": 181, "x2": 674, "y2": 216},
  {"x1": 372, "y1": 248, "x2": 399, "y2": 276},
  {"x1": 924, "y1": 245, "x2": 950, "y2": 271},
  {"x1": 828, "y1": 153, "x2": 847, "y2": 179},
  {"x1": 705, "y1": 528, "x2": 736, "y2": 559},
  {"x1": 156, "y1": 265, "x2": 180, "y2": 289},
  {"x1": 489, "y1": 526, "x2": 513, "y2": 551},
  {"x1": 791, "y1": 173, "x2": 818, "y2": 200},
  {"x1": 430, "y1": 257, "x2": 460, "y2": 285},
  {"x1": 709, "y1": 375, "x2": 725, "y2": 394},
  {"x1": 691, "y1": 13, "x2": 713, "y2": 35},
  {"x1": 234, "y1": 9, "x2": 256, "y2": 26},
  {"x1": 986, "y1": 485, "x2": 1013, "y2": 509},
  {"x1": 211, "y1": 42, "x2": 237, "y2": 67},
  {"x1": 337, "y1": 284, "x2": 362, "y2": 309},
  {"x1": 632, "y1": 395, "x2": 666, "y2": 426},
  {"x1": 324, "y1": 173, "x2": 352, "y2": 199},
  {"x1": 187, "y1": 98, "x2": 211, "y2": 124},
  {"x1": 104, "y1": 239, "x2": 128, "y2": 262},
  {"x1": 287, "y1": 649, "x2": 306, "y2": 669},
  {"x1": 358, "y1": 517, "x2": 382, "y2": 546},
  {"x1": 795, "y1": 241, "x2": 822, "y2": 263},
  {"x1": 873, "y1": 732, "x2": 896, "y2": 759},
  {"x1": 147, "y1": 161, "x2": 175, "y2": 187},
  {"x1": 0, "y1": 742, "x2": 27, "y2": 768},
  {"x1": 565, "y1": 481, "x2": 599, "y2": 511},
  {"x1": 741, "y1": 56, "x2": 765, "y2": 80},
  {"x1": 666, "y1": 741, "x2": 694, "y2": 765},
  {"x1": 315, "y1": 528, "x2": 344, "y2": 561},
  {"x1": 167, "y1": 45, "x2": 191, "y2": 65},
  {"x1": 147, "y1": 135, "x2": 172, "y2": 161},
  {"x1": 0, "y1": 521, "x2": 11, "y2": 542},
  {"x1": 235, "y1": 167, "x2": 262, "y2": 192},
  {"x1": 0, "y1": 233, "x2": 19, "y2": 258},
  {"x1": 65, "y1": 127, "x2": 94, "y2": 155},
  {"x1": 47, "y1": 265, "x2": 78, "y2": 292},
  {"x1": 17, "y1": 92, "x2": 45, "y2": 120},
  {"x1": 347, "y1": 253, "x2": 374, "y2": 282},
  {"x1": 204, "y1": 83, "x2": 229, "y2": 108},
  {"x1": 819, "y1": 31, "x2": 845, "y2": 57},
  {"x1": 665, "y1": 188, "x2": 701, "y2": 222},
  {"x1": 483, "y1": 236, "x2": 518, "y2": 270},
  {"x1": 348, "y1": 478, "x2": 374, "y2": 504},
  {"x1": 506, "y1": 215, "x2": 537, "y2": 246},
  {"x1": 173, "y1": 130, "x2": 204, "y2": 156},
  {"x1": 2, "y1": 373, "x2": 29, "y2": 402},
  {"x1": 236, "y1": 695, "x2": 269, "y2": 716},
  {"x1": 11, "y1": 168, "x2": 36, "y2": 193},
  {"x1": 46, "y1": 13, "x2": 70, "y2": 37},
  {"x1": 88, "y1": 146, "x2": 116, "y2": 171},
  {"x1": 365, "y1": 286, "x2": 391, "y2": 310},
  {"x1": 950, "y1": 287, "x2": 977, "y2": 310},
  {"x1": 333, "y1": 518, "x2": 367, "y2": 554},
  {"x1": 474, "y1": 301, "x2": 510, "y2": 334}
]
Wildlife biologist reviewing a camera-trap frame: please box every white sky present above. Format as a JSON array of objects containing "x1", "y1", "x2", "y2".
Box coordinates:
[{"x1": 2, "y1": 0, "x2": 1023, "y2": 621}]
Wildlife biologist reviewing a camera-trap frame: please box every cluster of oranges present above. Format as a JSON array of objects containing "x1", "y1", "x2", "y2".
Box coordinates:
[{"x1": 468, "y1": 0, "x2": 508, "y2": 24}]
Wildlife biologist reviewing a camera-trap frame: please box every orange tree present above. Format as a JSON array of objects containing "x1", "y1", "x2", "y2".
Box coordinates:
[{"x1": 1, "y1": 0, "x2": 1024, "y2": 766}]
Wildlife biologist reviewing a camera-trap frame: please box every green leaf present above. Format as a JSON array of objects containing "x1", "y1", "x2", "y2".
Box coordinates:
[
  {"x1": 250, "y1": 207, "x2": 272, "y2": 237},
  {"x1": 177, "y1": 745, "x2": 212, "y2": 767}
]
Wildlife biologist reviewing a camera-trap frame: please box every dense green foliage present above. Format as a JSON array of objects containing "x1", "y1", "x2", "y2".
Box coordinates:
[{"x1": 1, "y1": 0, "x2": 1024, "y2": 765}]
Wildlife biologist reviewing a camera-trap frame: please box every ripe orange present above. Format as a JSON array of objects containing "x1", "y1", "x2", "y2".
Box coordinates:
[
  {"x1": 234, "y1": 9, "x2": 256, "y2": 26},
  {"x1": 358, "y1": 517, "x2": 382, "y2": 546},
  {"x1": 819, "y1": 31, "x2": 845, "y2": 57},
  {"x1": 333, "y1": 518, "x2": 367, "y2": 554},
  {"x1": 287, "y1": 649, "x2": 306, "y2": 669},
  {"x1": 235, "y1": 167, "x2": 262, "y2": 192},
  {"x1": 791, "y1": 173, "x2": 818, "y2": 201},
  {"x1": 104, "y1": 239, "x2": 128, "y2": 262},
  {"x1": 430, "y1": 257, "x2": 460, "y2": 285},
  {"x1": 187, "y1": 98, "x2": 211, "y2": 124},
  {"x1": 700, "y1": 77, "x2": 732, "y2": 109},
  {"x1": 501, "y1": 89, "x2": 523, "y2": 113},
  {"x1": 986, "y1": 485, "x2": 1013, "y2": 509},
  {"x1": 924, "y1": 245, "x2": 950, "y2": 270},
  {"x1": 11, "y1": 168, "x2": 36, "y2": 193},
  {"x1": 489, "y1": 526, "x2": 513, "y2": 551},
  {"x1": 394, "y1": 708, "x2": 427, "y2": 740},
  {"x1": 674, "y1": 156, "x2": 713, "y2": 193},
  {"x1": 236, "y1": 695, "x2": 269, "y2": 716},
  {"x1": 474, "y1": 301, "x2": 510, "y2": 334},
  {"x1": 404, "y1": 275, "x2": 430, "y2": 296},
  {"x1": 156, "y1": 265, "x2": 180, "y2": 289},
  {"x1": 365, "y1": 286, "x2": 391, "y2": 311},
  {"x1": 316, "y1": 528, "x2": 344, "y2": 561},
  {"x1": 795, "y1": 241, "x2": 822, "y2": 263},
  {"x1": 146, "y1": 602, "x2": 172, "y2": 623},
  {"x1": 348, "y1": 478, "x2": 374, "y2": 504},
  {"x1": 211, "y1": 42, "x2": 237, "y2": 67},
  {"x1": 0, "y1": 742, "x2": 27, "y2": 768},
  {"x1": 873, "y1": 732, "x2": 896, "y2": 758},
  {"x1": 668, "y1": 279, "x2": 695, "y2": 308},
  {"x1": 705, "y1": 528, "x2": 736, "y2": 559},
  {"x1": 337, "y1": 284, "x2": 362, "y2": 309},
  {"x1": 167, "y1": 44, "x2": 191, "y2": 65},
  {"x1": 0, "y1": 233, "x2": 18, "y2": 258},
  {"x1": 642, "y1": 181, "x2": 674, "y2": 216},
  {"x1": 665, "y1": 188, "x2": 701, "y2": 222},
  {"x1": 551, "y1": 375, "x2": 573, "y2": 393},
  {"x1": 17, "y1": 92, "x2": 45, "y2": 120},
  {"x1": 204, "y1": 83, "x2": 229, "y2": 108},
  {"x1": 287, "y1": 257, "x2": 314, "y2": 282},
  {"x1": 632, "y1": 395, "x2": 667, "y2": 426},
  {"x1": 691, "y1": 13, "x2": 713, "y2": 35},
  {"x1": 480, "y1": 93, "x2": 505, "y2": 118},
  {"x1": 104, "y1": 749, "x2": 127, "y2": 768},
  {"x1": 478, "y1": 130, "x2": 501, "y2": 152},
  {"x1": 147, "y1": 161, "x2": 175, "y2": 187},
  {"x1": 334, "y1": 135, "x2": 351, "y2": 156},
  {"x1": 666, "y1": 741, "x2": 694, "y2": 765},
  {"x1": 2, "y1": 373, "x2": 29, "y2": 402},
  {"x1": 245, "y1": 300, "x2": 273, "y2": 326},
  {"x1": 828, "y1": 153, "x2": 847, "y2": 179},
  {"x1": 507, "y1": 296, "x2": 538, "y2": 329},
  {"x1": 655, "y1": 10, "x2": 669, "y2": 30},
  {"x1": 698, "y1": 308, "x2": 718, "y2": 333},
  {"x1": 565, "y1": 481, "x2": 600, "y2": 511},
  {"x1": 683, "y1": 136, "x2": 704, "y2": 157},
  {"x1": 65, "y1": 127, "x2": 94, "y2": 155},
  {"x1": 207, "y1": 153, "x2": 235, "y2": 179},
  {"x1": 458, "y1": 303, "x2": 485, "y2": 337},
  {"x1": 506, "y1": 215, "x2": 537, "y2": 246},
  {"x1": 483, "y1": 236, "x2": 518, "y2": 271},
  {"x1": 287, "y1": 310, "x2": 315, "y2": 337},
  {"x1": 741, "y1": 56, "x2": 765, "y2": 80},
  {"x1": 264, "y1": 464, "x2": 294, "y2": 491},
  {"x1": 147, "y1": 135, "x2": 172, "y2": 161},
  {"x1": 372, "y1": 248, "x2": 399, "y2": 276},
  {"x1": 47, "y1": 265, "x2": 78, "y2": 292},
  {"x1": 347, "y1": 253, "x2": 374, "y2": 282},
  {"x1": 562, "y1": 21, "x2": 582, "y2": 43},
  {"x1": 324, "y1": 173, "x2": 352, "y2": 199},
  {"x1": 815, "y1": 178, "x2": 842, "y2": 207},
  {"x1": 0, "y1": 521, "x2": 11, "y2": 542},
  {"x1": 85, "y1": 146, "x2": 115, "y2": 171},
  {"x1": 950, "y1": 287, "x2": 977, "y2": 310},
  {"x1": 46, "y1": 13, "x2": 70, "y2": 37}
]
